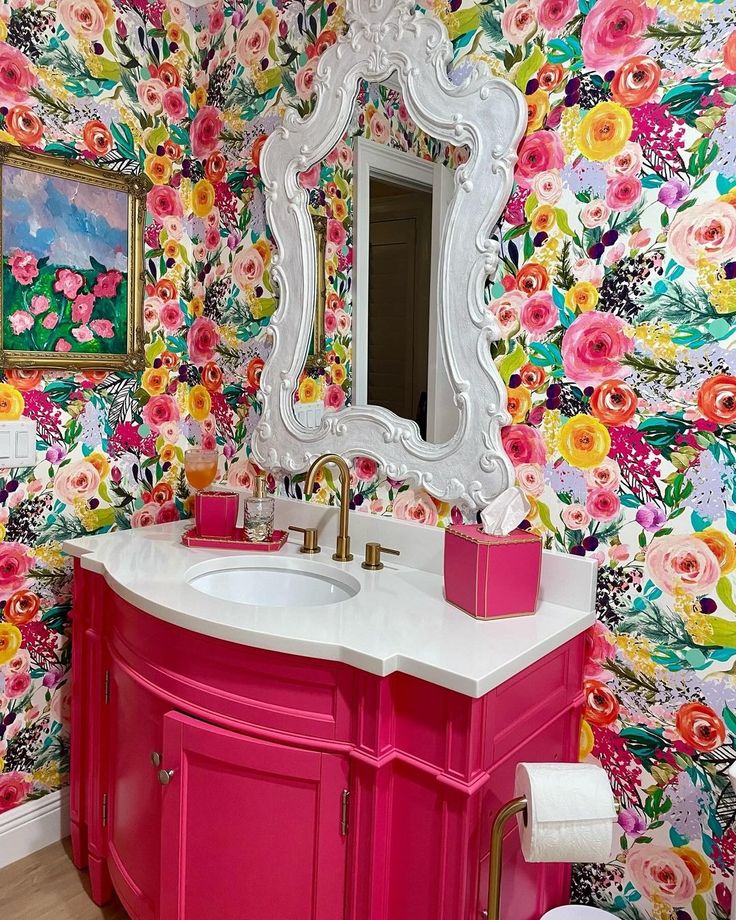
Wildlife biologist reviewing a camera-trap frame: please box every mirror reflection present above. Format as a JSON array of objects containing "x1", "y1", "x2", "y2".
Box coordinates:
[{"x1": 296, "y1": 78, "x2": 467, "y2": 444}]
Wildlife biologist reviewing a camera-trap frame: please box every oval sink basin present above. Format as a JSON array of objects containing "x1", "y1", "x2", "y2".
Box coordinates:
[{"x1": 185, "y1": 557, "x2": 361, "y2": 609}]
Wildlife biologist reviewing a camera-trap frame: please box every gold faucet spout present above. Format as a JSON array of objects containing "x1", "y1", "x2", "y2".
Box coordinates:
[{"x1": 305, "y1": 453, "x2": 353, "y2": 562}]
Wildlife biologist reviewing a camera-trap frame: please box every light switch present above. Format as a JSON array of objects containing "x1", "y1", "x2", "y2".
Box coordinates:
[{"x1": 0, "y1": 420, "x2": 37, "y2": 468}]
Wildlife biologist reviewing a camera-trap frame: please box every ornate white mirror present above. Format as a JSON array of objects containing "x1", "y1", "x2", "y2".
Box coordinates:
[{"x1": 252, "y1": 0, "x2": 526, "y2": 508}]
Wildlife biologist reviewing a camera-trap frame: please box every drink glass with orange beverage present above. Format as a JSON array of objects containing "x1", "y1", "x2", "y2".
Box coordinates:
[{"x1": 184, "y1": 449, "x2": 218, "y2": 492}]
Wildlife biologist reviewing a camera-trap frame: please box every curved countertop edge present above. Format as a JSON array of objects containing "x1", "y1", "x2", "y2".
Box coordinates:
[{"x1": 65, "y1": 519, "x2": 597, "y2": 699}]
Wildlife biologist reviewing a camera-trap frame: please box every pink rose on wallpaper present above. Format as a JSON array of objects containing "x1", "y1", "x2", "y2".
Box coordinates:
[
  {"x1": 294, "y1": 61, "x2": 316, "y2": 101},
  {"x1": 580, "y1": 200, "x2": 610, "y2": 229},
  {"x1": 142, "y1": 394, "x2": 180, "y2": 432},
  {"x1": 501, "y1": 0, "x2": 537, "y2": 44},
  {"x1": 580, "y1": 0, "x2": 656, "y2": 73},
  {"x1": 537, "y1": 0, "x2": 577, "y2": 35},
  {"x1": 54, "y1": 460, "x2": 100, "y2": 503},
  {"x1": 393, "y1": 489, "x2": 439, "y2": 526},
  {"x1": 190, "y1": 106, "x2": 223, "y2": 157},
  {"x1": 516, "y1": 463, "x2": 545, "y2": 497},
  {"x1": 155, "y1": 501, "x2": 180, "y2": 524},
  {"x1": 585, "y1": 458, "x2": 621, "y2": 491},
  {"x1": 187, "y1": 316, "x2": 218, "y2": 365},
  {"x1": 71, "y1": 293, "x2": 95, "y2": 324},
  {"x1": 227, "y1": 458, "x2": 258, "y2": 493},
  {"x1": 93, "y1": 270, "x2": 122, "y2": 298},
  {"x1": 5, "y1": 671, "x2": 31, "y2": 699},
  {"x1": 236, "y1": 18, "x2": 270, "y2": 65},
  {"x1": 72, "y1": 325, "x2": 93, "y2": 343},
  {"x1": 131, "y1": 502, "x2": 160, "y2": 528},
  {"x1": 604, "y1": 141, "x2": 642, "y2": 177},
  {"x1": 148, "y1": 185, "x2": 183, "y2": 220},
  {"x1": 561, "y1": 311, "x2": 633, "y2": 385},
  {"x1": 0, "y1": 771, "x2": 32, "y2": 813},
  {"x1": 159, "y1": 301, "x2": 183, "y2": 332},
  {"x1": 520, "y1": 292, "x2": 557, "y2": 336},
  {"x1": 54, "y1": 268, "x2": 84, "y2": 299},
  {"x1": 90, "y1": 320, "x2": 114, "y2": 338},
  {"x1": 232, "y1": 246, "x2": 264, "y2": 290},
  {"x1": 8, "y1": 250, "x2": 39, "y2": 286},
  {"x1": 298, "y1": 162, "x2": 321, "y2": 189},
  {"x1": 324, "y1": 309, "x2": 337, "y2": 334},
  {"x1": 606, "y1": 175, "x2": 642, "y2": 211},
  {"x1": 354, "y1": 457, "x2": 378, "y2": 482},
  {"x1": 645, "y1": 534, "x2": 720, "y2": 596},
  {"x1": 626, "y1": 845, "x2": 696, "y2": 906},
  {"x1": 0, "y1": 543, "x2": 31, "y2": 598},
  {"x1": 586, "y1": 487, "x2": 621, "y2": 522},
  {"x1": 0, "y1": 44, "x2": 37, "y2": 108},
  {"x1": 8, "y1": 310, "x2": 34, "y2": 335},
  {"x1": 57, "y1": 0, "x2": 108, "y2": 40},
  {"x1": 163, "y1": 87, "x2": 187, "y2": 122},
  {"x1": 491, "y1": 290, "x2": 525, "y2": 338},
  {"x1": 562, "y1": 504, "x2": 590, "y2": 529},
  {"x1": 584, "y1": 622, "x2": 617, "y2": 679},
  {"x1": 667, "y1": 201, "x2": 736, "y2": 269},
  {"x1": 501, "y1": 424, "x2": 547, "y2": 466},
  {"x1": 201, "y1": 433, "x2": 217, "y2": 451},
  {"x1": 30, "y1": 295, "x2": 49, "y2": 315},
  {"x1": 515, "y1": 131, "x2": 565, "y2": 188},
  {"x1": 136, "y1": 77, "x2": 166, "y2": 115},
  {"x1": 43, "y1": 312, "x2": 59, "y2": 330},
  {"x1": 326, "y1": 219, "x2": 347, "y2": 249},
  {"x1": 55, "y1": 339, "x2": 72, "y2": 352},
  {"x1": 324, "y1": 384, "x2": 346, "y2": 410},
  {"x1": 369, "y1": 111, "x2": 390, "y2": 145}
]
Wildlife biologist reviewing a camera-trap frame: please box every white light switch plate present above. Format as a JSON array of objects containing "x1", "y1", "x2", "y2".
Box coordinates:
[{"x1": 0, "y1": 419, "x2": 37, "y2": 468}]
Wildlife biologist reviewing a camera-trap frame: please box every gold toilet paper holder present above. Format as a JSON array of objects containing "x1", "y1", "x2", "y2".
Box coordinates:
[{"x1": 484, "y1": 795, "x2": 529, "y2": 920}]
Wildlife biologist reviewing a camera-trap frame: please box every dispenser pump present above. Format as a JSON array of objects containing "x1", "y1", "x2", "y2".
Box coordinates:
[{"x1": 254, "y1": 474, "x2": 267, "y2": 499}]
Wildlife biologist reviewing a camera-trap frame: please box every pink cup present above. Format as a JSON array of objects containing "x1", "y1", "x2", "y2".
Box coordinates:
[{"x1": 194, "y1": 490, "x2": 240, "y2": 540}]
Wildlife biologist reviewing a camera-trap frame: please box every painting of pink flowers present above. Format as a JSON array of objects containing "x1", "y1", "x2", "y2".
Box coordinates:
[{"x1": 0, "y1": 149, "x2": 145, "y2": 369}]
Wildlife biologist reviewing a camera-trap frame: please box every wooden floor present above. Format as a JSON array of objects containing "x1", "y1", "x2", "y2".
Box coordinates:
[{"x1": 0, "y1": 840, "x2": 128, "y2": 919}]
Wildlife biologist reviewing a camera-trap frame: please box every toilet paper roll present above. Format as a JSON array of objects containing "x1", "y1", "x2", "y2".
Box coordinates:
[{"x1": 515, "y1": 762, "x2": 616, "y2": 864}]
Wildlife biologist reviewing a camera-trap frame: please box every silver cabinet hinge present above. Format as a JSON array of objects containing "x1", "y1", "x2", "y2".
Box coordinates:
[
  {"x1": 102, "y1": 793, "x2": 108, "y2": 827},
  {"x1": 104, "y1": 670, "x2": 110, "y2": 704},
  {"x1": 340, "y1": 789, "x2": 350, "y2": 836}
]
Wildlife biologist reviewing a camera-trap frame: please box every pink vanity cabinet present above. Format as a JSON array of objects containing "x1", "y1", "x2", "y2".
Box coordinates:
[{"x1": 70, "y1": 561, "x2": 587, "y2": 920}]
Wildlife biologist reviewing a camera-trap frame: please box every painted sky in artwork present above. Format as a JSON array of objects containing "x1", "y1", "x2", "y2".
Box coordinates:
[{"x1": 2, "y1": 166, "x2": 128, "y2": 271}]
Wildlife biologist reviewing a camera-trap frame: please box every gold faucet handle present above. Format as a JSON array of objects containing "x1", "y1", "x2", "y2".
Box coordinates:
[
  {"x1": 361, "y1": 542, "x2": 400, "y2": 571},
  {"x1": 289, "y1": 525, "x2": 321, "y2": 554}
]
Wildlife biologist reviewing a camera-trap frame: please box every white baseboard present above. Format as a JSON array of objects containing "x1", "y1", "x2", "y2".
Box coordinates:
[{"x1": 0, "y1": 788, "x2": 69, "y2": 869}]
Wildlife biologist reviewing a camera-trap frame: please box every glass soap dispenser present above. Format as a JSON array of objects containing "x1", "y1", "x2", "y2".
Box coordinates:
[{"x1": 244, "y1": 474, "x2": 274, "y2": 543}]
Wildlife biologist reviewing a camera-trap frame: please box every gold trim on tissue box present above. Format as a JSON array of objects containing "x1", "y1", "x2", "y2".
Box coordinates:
[{"x1": 445, "y1": 525, "x2": 541, "y2": 546}]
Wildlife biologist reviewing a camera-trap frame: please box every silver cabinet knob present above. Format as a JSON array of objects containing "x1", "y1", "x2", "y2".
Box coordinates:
[
  {"x1": 158, "y1": 769, "x2": 175, "y2": 785},
  {"x1": 151, "y1": 752, "x2": 161, "y2": 767}
]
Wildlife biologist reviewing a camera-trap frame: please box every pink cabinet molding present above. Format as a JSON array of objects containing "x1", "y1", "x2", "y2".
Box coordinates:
[{"x1": 70, "y1": 561, "x2": 588, "y2": 919}]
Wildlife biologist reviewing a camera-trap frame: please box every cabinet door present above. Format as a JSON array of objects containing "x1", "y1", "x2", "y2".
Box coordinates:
[
  {"x1": 160, "y1": 711, "x2": 349, "y2": 920},
  {"x1": 106, "y1": 653, "x2": 168, "y2": 920}
]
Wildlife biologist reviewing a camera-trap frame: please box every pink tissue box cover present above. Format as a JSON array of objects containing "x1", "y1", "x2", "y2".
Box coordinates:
[{"x1": 444, "y1": 524, "x2": 542, "y2": 619}]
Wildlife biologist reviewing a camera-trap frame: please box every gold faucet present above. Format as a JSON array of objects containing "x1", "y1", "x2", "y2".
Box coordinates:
[{"x1": 305, "y1": 453, "x2": 353, "y2": 562}]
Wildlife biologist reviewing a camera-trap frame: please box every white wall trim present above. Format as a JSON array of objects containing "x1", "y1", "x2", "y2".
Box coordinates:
[{"x1": 0, "y1": 788, "x2": 69, "y2": 869}]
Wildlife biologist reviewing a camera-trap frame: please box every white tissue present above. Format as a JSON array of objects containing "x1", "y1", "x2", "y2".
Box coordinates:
[
  {"x1": 480, "y1": 487, "x2": 530, "y2": 536},
  {"x1": 515, "y1": 762, "x2": 617, "y2": 864}
]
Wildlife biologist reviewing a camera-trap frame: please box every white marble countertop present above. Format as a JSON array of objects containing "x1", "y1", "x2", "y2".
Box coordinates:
[{"x1": 64, "y1": 498, "x2": 597, "y2": 698}]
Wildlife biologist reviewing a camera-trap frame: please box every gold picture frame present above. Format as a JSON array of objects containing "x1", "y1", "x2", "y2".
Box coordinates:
[
  {"x1": 0, "y1": 144, "x2": 148, "y2": 370},
  {"x1": 305, "y1": 213, "x2": 327, "y2": 373}
]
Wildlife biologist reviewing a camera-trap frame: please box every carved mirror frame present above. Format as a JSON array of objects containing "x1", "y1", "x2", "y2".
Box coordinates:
[{"x1": 252, "y1": 0, "x2": 527, "y2": 508}]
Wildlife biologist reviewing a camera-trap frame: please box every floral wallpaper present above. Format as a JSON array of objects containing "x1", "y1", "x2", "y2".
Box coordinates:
[{"x1": 1, "y1": 0, "x2": 736, "y2": 918}]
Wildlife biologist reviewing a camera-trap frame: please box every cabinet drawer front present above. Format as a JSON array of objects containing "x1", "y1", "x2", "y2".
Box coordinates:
[
  {"x1": 160, "y1": 711, "x2": 349, "y2": 920},
  {"x1": 109, "y1": 588, "x2": 354, "y2": 741}
]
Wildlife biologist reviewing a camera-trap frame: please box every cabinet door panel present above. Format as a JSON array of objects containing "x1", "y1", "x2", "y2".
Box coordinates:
[
  {"x1": 160, "y1": 711, "x2": 348, "y2": 920},
  {"x1": 107, "y1": 654, "x2": 168, "y2": 920}
]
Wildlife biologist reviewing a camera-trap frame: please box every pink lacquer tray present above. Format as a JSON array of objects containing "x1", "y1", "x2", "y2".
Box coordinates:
[{"x1": 181, "y1": 527, "x2": 288, "y2": 552}]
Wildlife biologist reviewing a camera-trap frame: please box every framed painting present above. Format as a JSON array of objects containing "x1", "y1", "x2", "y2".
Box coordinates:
[{"x1": 0, "y1": 145, "x2": 147, "y2": 370}]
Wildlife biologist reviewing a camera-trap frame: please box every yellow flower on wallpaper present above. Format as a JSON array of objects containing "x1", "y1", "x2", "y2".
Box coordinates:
[
  {"x1": 188, "y1": 385, "x2": 212, "y2": 421},
  {"x1": 576, "y1": 102, "x2": 633, "y2": 162},
  {"x1": 298, "y1": 378, "x2": 320, "y2": 403},
  {"x1": 331, "y1": 363, "x2": 347, "y2": 386},
  {"x1": 192, "y1": 179, "x2": 215, "y2": 217},
  {"x1": 144, "y1": 153, "x2": 172, "y2": 185},
  {"x1": 526, "y1": 89, "x2": 550, "y2": 132},
  {"x1": 565, "y1": 281, "x2": 599, "y2": 313},
  {"x1": 579, "y1": 719, "x2": 594, "y2": 759},
  {"x1": 558, "y1": 414, "x2": 611, "y2": 469},
  {"x1": 507, "y1": 386, "x2": 531, "y2": 423},
  {"x1": 695, "y1": 529, "x2": 736, "y2": 575},
  {"x1": 0, "y1": 384, "x2": 24, "y2": 420},
  {"x1": 87, "y1": 453, "x2": 110, "y2": 481},
  {"x1": 530, "y1": 204, "x2": 556, "y2": 233},
  {"x1": 0, "y1": 622, "x2": 22, "y2": 666},
  {"x1": 142, "y1": 367, "x2": 169, "y2": 396}
]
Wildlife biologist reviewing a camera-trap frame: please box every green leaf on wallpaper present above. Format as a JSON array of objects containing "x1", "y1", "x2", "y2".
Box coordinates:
[
  {"x1": 554, "y1": 209, "x2": 574, "y2": 236},
  {"x1": 707, "y1": 616, "x2": 736, "y2": 651},
  {"x1": 497, "y1": 342, "x2": 526, "y2": 383},
  {"x1": 448, "y1": 8, "x2": 480, "y2": 40},
  {"x1": 723, "y1": 705, "x2": 736, "y2": 737},
  {"x1": 547, "y1": 36, "x2": 582, "y2": 64},
  {"x1": 717, "y1": 578, "x2": 736, "y2": 615},
  {"x1": 145, "y1": 125, "x2": 169, "y2": 154},
  {"x1": 536, "y1": 501, "x2": 555, "y2": 533},
  {"x1": 515, "y1": 45, "x2": 545, "y2": 92},
  {"x1": 692, "y1": 894, "x2": 707, "y2": 920}
]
